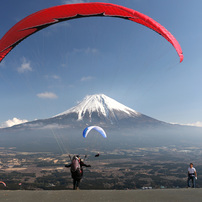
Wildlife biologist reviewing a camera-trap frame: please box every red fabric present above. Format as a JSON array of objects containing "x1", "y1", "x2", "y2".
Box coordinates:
[{"x1": 0, "y1": 3, "x2": 183, "y2": 62}]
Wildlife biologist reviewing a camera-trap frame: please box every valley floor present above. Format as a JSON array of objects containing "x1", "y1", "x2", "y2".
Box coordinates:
[{"x1": 0, "y1": 189, "x2": 201, "y2": 202}]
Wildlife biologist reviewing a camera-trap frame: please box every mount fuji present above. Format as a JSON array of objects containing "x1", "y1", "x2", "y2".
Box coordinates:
[
  {"x1": 1, "y1": 94, "x2": 202, "y2": 151},
  {"x1": 8, "y1": 94, "x2": 167, "y2": 130}
]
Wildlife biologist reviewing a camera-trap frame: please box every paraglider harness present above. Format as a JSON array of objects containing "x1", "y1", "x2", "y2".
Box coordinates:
[
  {"x1": 71, "y1": 156, "x2": 81, "y2": 173},
  {"x1": 70, "y1": 156, "x2": 83, "y2": 179}
]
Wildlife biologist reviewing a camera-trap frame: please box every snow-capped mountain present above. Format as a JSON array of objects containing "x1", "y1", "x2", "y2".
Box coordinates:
[
  {"x1": 9, "y1": 94, "x2": 166, "y2": 129},
  {"x1": 2, "y1": 94, "x2": 202, "y2": 151},
  {"x1": 1, "y1": 94, "x2": 167, "y2": 131},
  {"x1": 54, "y1": 94, "x2": 141, "y2": 123}
]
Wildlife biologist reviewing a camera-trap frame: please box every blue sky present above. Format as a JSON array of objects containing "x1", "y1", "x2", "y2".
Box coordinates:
[{"x1": 0, "y1": 0, "x2": 202, "y2": 127}]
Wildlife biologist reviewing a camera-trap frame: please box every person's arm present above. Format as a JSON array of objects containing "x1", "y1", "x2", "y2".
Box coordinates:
[
  {"x1": 65, "y1": 163, "x2": 71, "y2": 168},
  {"x1": 195, "y1": 170, "x2": 197, "y2": 178},
  {"x1": 80, "y1": 161, "x2": 91, "y2": 167}
]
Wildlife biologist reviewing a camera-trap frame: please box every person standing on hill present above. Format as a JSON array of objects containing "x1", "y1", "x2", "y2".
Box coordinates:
[
  {"x1": 65, "y1": 155, "x2": 91, "y2": 190},
  {"x1": 187, "y1": 163, "x2": 197, "y2": 188}
]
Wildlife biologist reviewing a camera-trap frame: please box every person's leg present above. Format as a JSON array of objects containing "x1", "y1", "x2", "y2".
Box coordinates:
[
  {"x1": 73, "y1": 179, "x2": 76, "y2": 190},
  {"x1": 76, "y1": 179, "x2": 80, "y2": 189},
  {"x1": 75, "y1": 179, "x2": 80, "y2": 190},
  {"x1": 187, "y1": 176, "x2": 191, "y2": 187},
  {"x1": 192, "y1": 177, "x2": 196, "y2": 188}
]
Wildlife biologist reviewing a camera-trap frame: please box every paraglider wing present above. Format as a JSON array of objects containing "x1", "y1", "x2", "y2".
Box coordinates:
[
  {"x1": 0, "y1": 3, "x2": 183, "y2": 63},
  {"x1": 83, "y1": 126, "x2": 107, "y2": 138},
  {"x1": 0, "y1": 181, "x2": 6, "y2": 187}
]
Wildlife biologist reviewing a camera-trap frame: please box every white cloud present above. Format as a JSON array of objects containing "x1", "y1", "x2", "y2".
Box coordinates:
[
  {"x1": 85, "y1": 47, "x2": 98, "y2": 54},
  {"x1": 17, "y1": 57, "x2": 32, "y2": 73},
  {"x1": 62, "y1": 0, "x2": 88, "y2": 4},
  {"x1": 185, "y1": 122, "x2": 202, "y2": 127},
  {"x1": 37, "y1": 92, "x2": 58, "y2": 99},
  {"x1": 0, "y1": 118, "x2": 28, "y2": 128},
  {"x1": 73, "y1": 47, "x2": 99, "y2": 54},
  {"x1": 171, "y1": 121, "x2": 202, "y2": 127},
  {"x1": 80, "y1": 76, "x2": 94, "y2": 82},
  {"x1": 51, "y1": 75, "x2": 60, "y2": 80},
  {"x1": 68, "y1": 84, "x2": 75, "y2": 88},
  {"x1": 45, "y1": 75, "x2": 60, "y2": 80}
]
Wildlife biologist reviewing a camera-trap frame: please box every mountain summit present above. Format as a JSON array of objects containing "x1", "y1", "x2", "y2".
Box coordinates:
[
  {"x1": 50, "y1": 94, "x2": 165, "y2": 128},
  {"x1": 55, "y1": 94, "x2": 140, "y2": 123}
]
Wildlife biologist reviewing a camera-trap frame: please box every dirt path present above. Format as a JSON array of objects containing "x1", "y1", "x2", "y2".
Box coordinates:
[{"x1": 0, "y1": 189, "x2": 201, "y2": 202}]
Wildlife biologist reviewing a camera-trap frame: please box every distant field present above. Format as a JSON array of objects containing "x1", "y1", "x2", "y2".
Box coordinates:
[{"x1": 0, "y1": 145, "x2": 201, "y2": 190}]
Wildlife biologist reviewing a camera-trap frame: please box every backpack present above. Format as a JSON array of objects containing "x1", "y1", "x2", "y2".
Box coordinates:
[{"x1": 71, "y1": 156, "x2": 81, "y2": 173}]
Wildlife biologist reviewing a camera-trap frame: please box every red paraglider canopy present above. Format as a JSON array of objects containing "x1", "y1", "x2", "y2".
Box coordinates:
[
  {"x1": 0, "y1": 181, "x2": 6, "y2": 187},
  {"x1": 0, "y1": 2, "x2": 183, "y2": 63}
]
